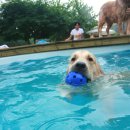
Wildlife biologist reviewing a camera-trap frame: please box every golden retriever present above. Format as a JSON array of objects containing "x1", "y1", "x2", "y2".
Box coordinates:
[
  {"x1": 67, "y1": 50, "x2": 104, "y2": 81},
  {"x1": 98, "y1": 0, "x2": 128, "y2": 37},
  {"x1": 58, "y1": 50, "x2": 104, "y2": 98}
]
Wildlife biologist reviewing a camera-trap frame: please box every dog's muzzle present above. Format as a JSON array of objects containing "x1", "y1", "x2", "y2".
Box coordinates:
[
  {"x1": 70, "y1": 61, "x2": 92, "y2": 81},
  {"x1": 71, "y1": 62, "x2": 87, "y2": 75},
  {"x1": 75, "y1": 62, "x2": 86, "y2": 69}
]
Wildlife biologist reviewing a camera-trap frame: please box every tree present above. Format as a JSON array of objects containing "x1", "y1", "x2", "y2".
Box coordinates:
[
  {"x1": 0, "y1": 0, "x2": 97, "y2": 46},
  {"x1": 66, "y1": 0, "x2": 97, "y2": 31}
]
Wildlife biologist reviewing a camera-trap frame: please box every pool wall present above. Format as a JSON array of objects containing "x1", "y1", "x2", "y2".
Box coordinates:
[
  {"x1": 0, "y1": 44, "x2": 130, "y2": 65},
  {"x1": 0, "y1": 35, "x2": 130, "y2": 57}
]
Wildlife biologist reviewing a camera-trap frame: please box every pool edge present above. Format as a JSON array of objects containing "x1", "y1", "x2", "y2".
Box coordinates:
[{"x1": 0, "y1": 35, "x2": 130, "y2": 57}]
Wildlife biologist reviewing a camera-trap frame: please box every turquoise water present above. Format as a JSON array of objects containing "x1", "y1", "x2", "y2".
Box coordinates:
[{"x1": 0, "y1": 47, "x2": 130, "y2": 130}]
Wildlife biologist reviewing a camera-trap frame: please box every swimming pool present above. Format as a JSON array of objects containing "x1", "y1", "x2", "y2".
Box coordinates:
[{"x1": 0, "y1": 45, "x2": 130, "y2": 130}]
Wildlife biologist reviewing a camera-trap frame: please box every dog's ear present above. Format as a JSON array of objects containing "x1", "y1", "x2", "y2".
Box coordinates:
[
  {"x1": 95, "y1": 62, "x2": 104, "y2": 76},
  {"x1": 66, "y1": 68, "x2": 69, "y2": 74},
  {"x1": 67, "y1": 56, "x2": 73, "y2": 74},
  {"x1": 66, "y1": 58, "x2": 70, "y2": 74}
]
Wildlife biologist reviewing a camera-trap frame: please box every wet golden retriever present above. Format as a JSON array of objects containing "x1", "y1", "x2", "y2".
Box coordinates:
[
  {"x1": 98, "y1": 0, "x2": 128, "y2": 37},
  {"x1": 58, "y1": 50, "x2": 104, "y2": 98},
  {"x1": 67, "y1": 50, "x2": 104, "y2": 81}
]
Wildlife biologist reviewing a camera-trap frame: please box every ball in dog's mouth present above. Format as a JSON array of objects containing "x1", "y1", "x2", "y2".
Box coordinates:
[{"x1": 65, "y1": 71, "x2": 88, "y2": 86}]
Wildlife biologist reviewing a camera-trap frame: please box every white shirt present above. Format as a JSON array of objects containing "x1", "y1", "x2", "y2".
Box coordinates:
[{"x1": 70, "y1": 28, "x2": 84, "y2": 40}]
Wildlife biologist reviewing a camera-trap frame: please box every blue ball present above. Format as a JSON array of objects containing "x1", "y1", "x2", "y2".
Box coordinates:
[{"x1": 65, "y1": 72, "x2": 87, "y2": 86}]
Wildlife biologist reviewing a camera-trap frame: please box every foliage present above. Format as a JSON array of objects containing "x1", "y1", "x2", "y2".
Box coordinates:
[
  {"x1": 0, "y1": 0, "x2": 97, "y2": 46},
  {"x1": 67, "y1": 0, "x2": 97, "y2": 31}
]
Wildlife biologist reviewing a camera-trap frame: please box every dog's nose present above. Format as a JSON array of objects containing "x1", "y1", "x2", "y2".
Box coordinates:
[{"x1": 75, "y1": 62, "x2": 86, "y2": 69}]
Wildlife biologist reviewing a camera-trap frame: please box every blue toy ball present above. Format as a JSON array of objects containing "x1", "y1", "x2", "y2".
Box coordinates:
[{"x1": 65, "y1": 72, "x2": 87, "y2": 86}]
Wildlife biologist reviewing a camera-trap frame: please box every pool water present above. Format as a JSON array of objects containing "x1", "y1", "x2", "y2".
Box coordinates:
[{"x1": 0, "y1": 48, "x2": 130, "y2": 130}]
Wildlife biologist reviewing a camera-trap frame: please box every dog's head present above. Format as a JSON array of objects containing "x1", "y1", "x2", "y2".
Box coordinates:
[{"x1": 67, "y1": 50, "x2": 104, "y2": 81}]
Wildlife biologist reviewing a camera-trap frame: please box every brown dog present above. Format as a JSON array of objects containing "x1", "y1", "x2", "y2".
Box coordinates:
[
  {"x1": 67, "y1": 50, "x2": 104, "y2": 81},
  {"x1": 98, "y1": 0, "x2": 128, "y2": 37}
]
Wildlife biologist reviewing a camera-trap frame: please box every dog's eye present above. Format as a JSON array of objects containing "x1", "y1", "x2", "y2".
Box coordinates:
[
  {"x1": 88, "y1": 57, "x2": 93, "y2": 62},
  {"x1": 71, "y1": 57, "x2": 76, "y2": 62}
]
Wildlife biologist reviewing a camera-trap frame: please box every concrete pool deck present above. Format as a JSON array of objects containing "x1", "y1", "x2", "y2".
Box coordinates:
[{"x1": 0, "y1": 35, "x2": 130, "y2": 57}]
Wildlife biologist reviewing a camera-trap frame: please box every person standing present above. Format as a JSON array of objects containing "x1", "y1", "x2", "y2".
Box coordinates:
[{"x1": 65, "y1": 22, "x2": 84, "y2": 41}]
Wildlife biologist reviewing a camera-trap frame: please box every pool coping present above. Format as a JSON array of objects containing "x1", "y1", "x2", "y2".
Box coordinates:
[{"x1": 0, "y1": 35, "x2": 130, "y2": 57}]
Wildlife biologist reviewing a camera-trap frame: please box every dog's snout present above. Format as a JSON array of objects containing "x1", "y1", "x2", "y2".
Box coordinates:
[{"x1": 75, "y1": 62, "x2": 86, "y2": 69}]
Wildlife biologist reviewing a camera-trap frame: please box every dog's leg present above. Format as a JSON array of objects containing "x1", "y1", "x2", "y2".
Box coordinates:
[
  {"x1": 118, "y1": 19, "x2": 124, "y2": 35},
  {"x1": 106, "y1": 22, "x2": 112, "y2": 37},
  {"x1": 98, "y1": 13, "x2": 106, "y2": 37},
  {"x1": 98, "y1": 21, "x2": 105, "y2": 37},
  {"x1": 126, "y1": 18, "x2": 130, "y2": 35}
]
